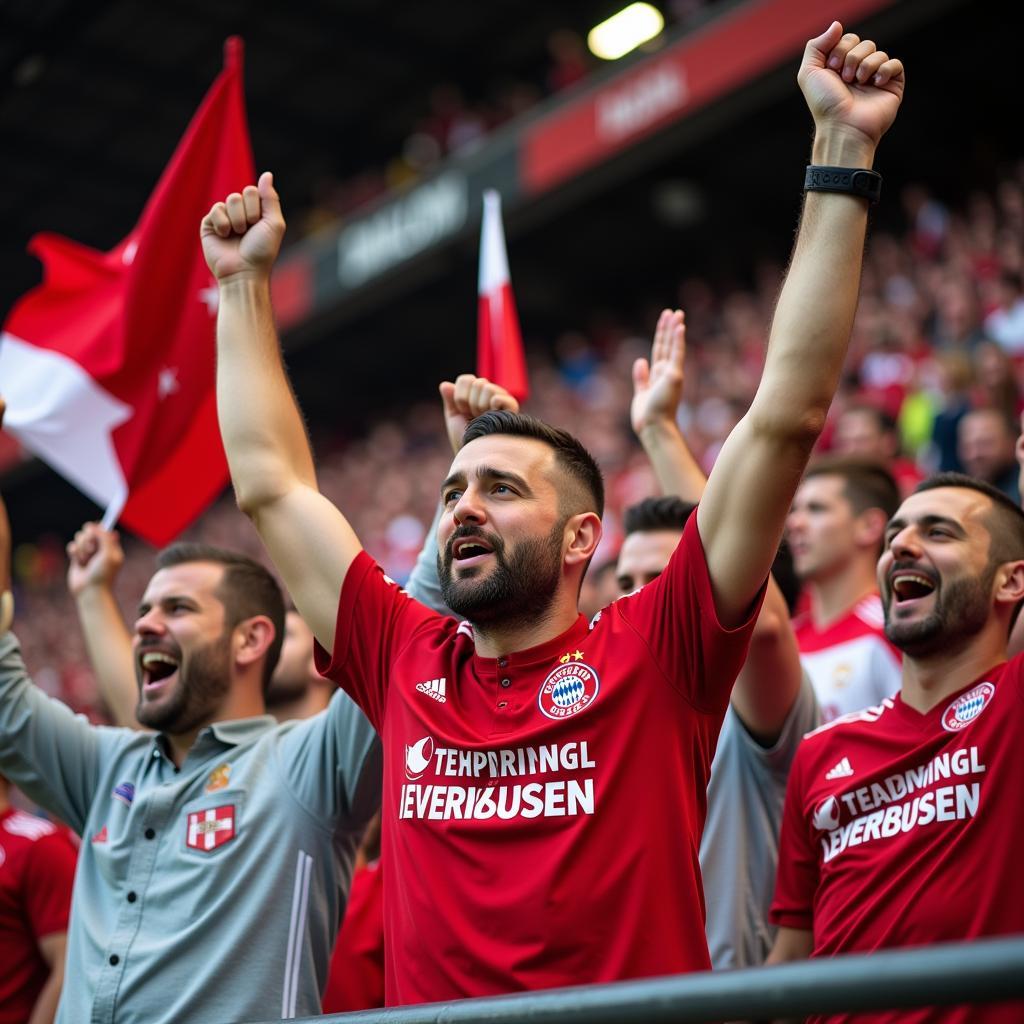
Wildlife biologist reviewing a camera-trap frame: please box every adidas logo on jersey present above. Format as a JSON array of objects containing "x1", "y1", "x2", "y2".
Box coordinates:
[
  {"x1": 416, "y1": 677, "x2": 447, "y2": 703},
  {"x1": 825, "y1": 756, "x2": 854, "y2": 780}
]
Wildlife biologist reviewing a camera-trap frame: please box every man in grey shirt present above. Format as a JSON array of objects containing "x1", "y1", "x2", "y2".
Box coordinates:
[
  {"x1": 616, "y1": 496, "x2": 818, "y2": 969},
  {"x1": 0, "y1": 535, "x2": 381, "y2": 1024}
]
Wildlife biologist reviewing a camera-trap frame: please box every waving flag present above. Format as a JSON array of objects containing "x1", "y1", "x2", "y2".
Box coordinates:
[
  {"x1": 0, "y1": 38, "x2": 254, "y2": 546},
  {"x1": 477, "y1": 190, "x2": 529, "y2": 401}
]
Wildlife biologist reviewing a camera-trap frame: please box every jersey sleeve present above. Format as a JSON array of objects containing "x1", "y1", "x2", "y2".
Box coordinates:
[
  {"x1": 313, "y1": 551, "x2": 445, "y2": 731},
  {"x1": 0, "y1": 631, "x2": 105, "y2": 834},
  {"x1": 616, "y1": 513, "x2": 766, "y2": 714},
  {"x1": 22, "y1": 829, "x2": 77, "y2": 940},
  {"x1": 769, "y1": 744, "x2": 819, "y2": 932},
  {"x1": 277, "y1": 689, "x2": 383, "y2": 831},
  {"x1": 734, "y1": 672, "x2": 820, "y2": 780}
]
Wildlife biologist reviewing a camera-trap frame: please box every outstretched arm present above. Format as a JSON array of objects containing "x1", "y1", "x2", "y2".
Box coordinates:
[
  {"x1": 633, "y1": 311, "x2": 803, "y2": 741},
  {"x1": 203, "y1": 174, "x2": 361, "y2": 651},
  {"x1": 697, "y1": 23, "x2": 905, "y2": 626},
  {"x1": 66, "y1": 523, "x2": 139, "y2": 729}
]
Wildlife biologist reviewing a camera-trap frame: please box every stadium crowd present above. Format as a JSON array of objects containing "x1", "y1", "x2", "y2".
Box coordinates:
[
  {"x1": 10, "y1": 158, "x2": 1024, "y2": 724},
  {"x1": 3, "y1": 19, "x2": 1024, "y2": 1024}
]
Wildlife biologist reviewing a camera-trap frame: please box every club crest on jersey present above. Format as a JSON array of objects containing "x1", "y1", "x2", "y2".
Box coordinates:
[
  {"x1": 941, "y1": 682, "x2": 995, "y2": 732},
  {"x1": 405, "y1": 736, "x2": 435, "y2": 780},
  {"x1": 812, "y1": 795, "x2": 841, "y2": 832},
  {"x1": 185, "y1": 805, "x2": 236, "y2": 852},
  {"x1": 538, "y1": 661, "x2": 599, "y2": 720}
]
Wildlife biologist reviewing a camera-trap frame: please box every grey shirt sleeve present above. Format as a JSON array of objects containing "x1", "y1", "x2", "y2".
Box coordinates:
[
  {"x1": 0, "y1": 631, "x2": 114, "y2": 833},
  {"x1": 276, "y1": 687, "x2": 383, "y2": 834},
  {"x1": 732, "y1": 670, "x2": 820, "y2": 776},
  {"x1": 404, "y1": 503, "x2": 453, "y2": 617}
]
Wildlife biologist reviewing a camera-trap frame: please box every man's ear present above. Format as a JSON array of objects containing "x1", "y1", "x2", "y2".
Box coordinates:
[
  {"x1": 234, "y1": 616, "x2": 276, "y2": 668},
  {"x1": 854, "y1": 507, "x2": 888, "y2": 551},
  {"x1": 564, "y1": 512, "x2": 603, "y2": 569},
  {"x1": 995, "y1": 561, "x2": 1024, "y2": 608}
]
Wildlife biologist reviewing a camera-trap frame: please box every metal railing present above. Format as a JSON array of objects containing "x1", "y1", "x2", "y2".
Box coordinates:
[{"x1": 252, "y1": 935, "x2": 1024, "y2": 1024}]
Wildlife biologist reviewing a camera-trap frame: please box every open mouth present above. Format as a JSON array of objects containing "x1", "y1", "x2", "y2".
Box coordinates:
[
  {"x1": 139, "y1": 651, "x2": 180, "y2": 695},
  {"x1": 889, "y1": 571, "x2": 936, "y2": 604},
  {"x1": 451, "y1": 536, "x2": 495, "y2": 566}
]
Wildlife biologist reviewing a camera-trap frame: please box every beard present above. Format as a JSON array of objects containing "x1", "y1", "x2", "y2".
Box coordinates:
[
  {"x1": 136, "y1": 632, "x2": 233, "y2": 735},
  {"x1": 884, "y1": 563, "x2": 995, "y2": 659},
  {"x1": 438, "y1": 521, "x2": 564, "y2": 629}
]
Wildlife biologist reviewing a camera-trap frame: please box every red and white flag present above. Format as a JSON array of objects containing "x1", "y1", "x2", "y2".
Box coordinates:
[
  {"x1": 0, "y1": 39, "x2": 255, "y2": 547},
  {"x1": 477, "y1": 190, "x2": 529, "y2": 402}
]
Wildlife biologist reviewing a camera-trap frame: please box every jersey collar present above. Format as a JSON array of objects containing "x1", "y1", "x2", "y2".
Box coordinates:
[{"x1": 473, "y1": 614, "x2": 590, "y2": 671}]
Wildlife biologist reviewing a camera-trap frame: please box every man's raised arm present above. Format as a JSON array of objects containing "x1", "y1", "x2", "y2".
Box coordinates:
[
  {"x1": 697, "y1": 22, "x2": 905, "y2": 626},
  {"x1": 202, "y1": 173, "x2": 361, "y2": 651}
]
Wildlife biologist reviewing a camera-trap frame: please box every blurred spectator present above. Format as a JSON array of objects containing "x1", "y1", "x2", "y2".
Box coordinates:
[
  {"x1": 546, "y1": 29, "x2": 590, "y2": 93},
  {"x1": 831, "y1": 403, "x2": 924, "y2": 495},
  {"x1": 984, "y1": 270, "x2": 1024, "y2": 353},
  {"x1": 957, "y1": 407, "x2": 1022, "y2": 503}
]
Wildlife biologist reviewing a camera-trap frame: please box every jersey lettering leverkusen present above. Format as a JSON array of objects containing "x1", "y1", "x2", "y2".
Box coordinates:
[
  {"x1": 795, "y1": 595, "x2": 902, "y2": 723},
  {"x1": 316, "y1": 516, "x2": 762, "y2": 1004},
  {"x1": 770, "y1": 659, "x2": 1024, "y2": 1024}
]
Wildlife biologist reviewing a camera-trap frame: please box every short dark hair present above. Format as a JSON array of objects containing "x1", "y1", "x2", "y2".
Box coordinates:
[
  {"x1": 914, "y1": 472, "x2": 1024, "y2": 566},
  {"x1": 154, "y1": 544, "x2": 286, "y2": 694},
  {"x1": 623, "y1": 496, "x2": 694, "y2": 536},
  {"x1": 623, "y1": 495, "x2": 800, "y2": 611},
  {"x1": 462, "y1": 411, "x2": 604, "y2": 518},
  {"x1": 804, "y1": 456, "x2": 901, "y2": 519}
]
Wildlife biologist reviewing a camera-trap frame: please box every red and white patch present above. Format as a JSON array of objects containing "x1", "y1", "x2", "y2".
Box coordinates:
[
  {"x1": 538, "y1": 662, "x2": 600, "y2": 720},
  {"x1": 942, "y1": 682, "x2": 995, "y2": 733},
  {"x1": 186, "y1": 805, "x2": 236, "y2": 852}
]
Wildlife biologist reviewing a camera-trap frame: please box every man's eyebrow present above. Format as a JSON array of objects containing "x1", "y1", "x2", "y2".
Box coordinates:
[
  {"x1": 136, "y1": 594, "x2": 198, "y2": 616},
  {"x1": 440, "y1": 466, "x2": 533, "y2": 495},
  {"x1": 475, "y1": 466, "x2": 532, "y2": 493},
  {"x1": 884, "y1": 513, "x2": 966, "y2": 536}
]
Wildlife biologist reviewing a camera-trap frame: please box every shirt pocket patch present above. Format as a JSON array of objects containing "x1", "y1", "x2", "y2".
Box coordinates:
[{"x1": 183, "y1": 799, "x2": 240, "y2": 854}]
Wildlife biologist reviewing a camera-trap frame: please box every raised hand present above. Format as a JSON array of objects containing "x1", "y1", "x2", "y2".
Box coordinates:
[
  {"x1": 439, "y1": 375, "x2": 520, "y2": 456},
  {"x1": 798, "y1": 21, "x2": 905, "y2": 149},
  {"x1": 200, "y1": 171, "x2": 285, "y2": 282},
  {"x1": 631, "y1": 308, "x2": 686, "y2": 436},
  {"x1": 66, "y1": 522, "x2": 125, "y2": 599}
]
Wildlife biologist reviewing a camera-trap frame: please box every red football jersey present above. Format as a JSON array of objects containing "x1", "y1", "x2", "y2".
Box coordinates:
[
  {"x1": 794, "y1": 594, "x2": 902, "y2": 723},
  {"x1": 0, "y1": 808, "x2": 77, "y2": 1024},
  {"x1": 322, "y1": 860, "x2": 385, "y2": 1013},
  {"x1": 771, "y1": 658, "x2": 1024, "y2": 1023},
  {"x1": 316, "y1": 516, "x2": 761, "y2": 1005}
]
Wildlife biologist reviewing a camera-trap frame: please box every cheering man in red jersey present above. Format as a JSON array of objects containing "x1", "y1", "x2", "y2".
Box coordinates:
[
  {"x1": 207, "y1": 23, "x2": 904, "y2": 1005},
  {"x1": 769, "y1": 474, "x2": 1024, "y2": 1023}
]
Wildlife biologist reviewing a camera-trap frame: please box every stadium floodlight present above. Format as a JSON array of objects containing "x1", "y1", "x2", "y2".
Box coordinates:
[{"x1": 587, "y1": 3, "x2": 665, "y2": 60}]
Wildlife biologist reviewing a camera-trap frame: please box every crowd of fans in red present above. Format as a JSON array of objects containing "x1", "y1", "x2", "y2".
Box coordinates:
[{"x1": 8, "y1": 163, "x2": 1024, "y2": 724}]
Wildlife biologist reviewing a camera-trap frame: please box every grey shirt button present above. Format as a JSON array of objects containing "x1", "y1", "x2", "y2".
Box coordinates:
[{"x1": 500, "y1": 678, "x2": 511, "y2": 688}]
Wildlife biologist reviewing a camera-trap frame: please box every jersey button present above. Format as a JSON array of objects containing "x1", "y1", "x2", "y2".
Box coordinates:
[
  {"x1": 109, "y1": 954, "x2": 120, "y2": 966},
  {"x1": 500, "y1": 678, "x2": 511, "y2": 688},
  {"x1": 144, "y1": 828, "x2": 156, "y2": 840},
  {"x1": 127, "y1": 891, "x2": 137, "y2": 903},
  {"x1": 498, "y1": 658, "x2": 508, "y2": 667},
  {"x1": 497, "y1": 701, "x2": 508, "y2": 709}
]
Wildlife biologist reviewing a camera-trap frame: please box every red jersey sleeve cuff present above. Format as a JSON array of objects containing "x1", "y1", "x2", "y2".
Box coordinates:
[{"x1": 768, "y1": 906, "x2": 813, "y2": 931}]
